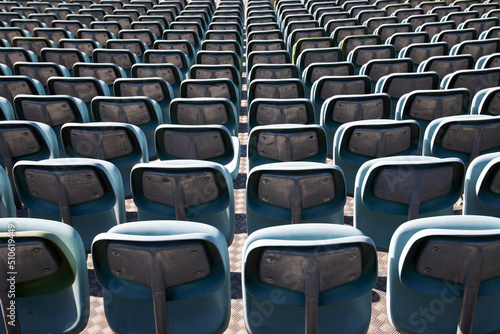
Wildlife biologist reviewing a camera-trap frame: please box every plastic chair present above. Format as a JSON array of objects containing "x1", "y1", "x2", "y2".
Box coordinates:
[
  {"x1": 414, "y1": 20, "x2": 456, "y2": 39},
  {"x1": 40, "y1": 48, "x2": 89, "y2": 76},
  {"x1": 247, "y1": 50, "x2": 291, "y2": 74},
  {"x1": 119, "y1": 28, "x2": 156, "y2": 48},
  {"x1": 155, "y1": 124, "x2": 240, "y2": 180},
  {"x1": 73, "y1": 62, "x2": 125, "y2": 95},
  {"x1": 324, "y1": 18, "x2": 359, "y2": 36},
  {"x1": 13, "y1": 62, "x2": 69, "y2": 93},
  {"x1": 399, "y1": 42, "x2": 449, "y2": 71},
  {"x1": 402, "y1": 13, "x2": 439, "y2": 30},
  {"x1": 248, "y1": 63, "x2": 299, "y2": 85},
  {"x1": 423, "y1": 115, "x2": 500, "y2": 169},
  {"x1": 417, "y1": 54, "x2": 474, "y2": 81},
  {"x1": 181, "y1": 78, "x2": 240, "y2": 115},
  {"x1": 13, "y1": 158, "x2": 125, "y2": 251},
  {"x1": 92, "y1": 220, "x2": 230, "y2": 334},
  {"x1": 33, "y1": 27, "x2": 73, "y2": 44},
  {"x1": 242, "y1": 223, "x2": 377, "y2": 334},
  {"x1": 91, "y1": 96, "x2": 162, "y2": 160},
  {"x1": 450, "y1": 38, "x2": 500, "y2": 64},
  {"x1": 396, "y1": 88, "x2": 471, "y2": 144},
  {"x1": 333, "y1": 119, "x2": 421, "y2": 196},
  {"x1": 295, "y1": 47, "x2": 344, "y2": 73},
  {"x1": 195, "y1": 50, "x2": 242, "y2": 74},
  {"x1": 360, "y1": 58, "x2": 414, "y2": 91},
  {"x1": 247, "y1": 124, "x2": 327, "y2": 172},
  {"x1": 354, "y1": 155, "x2": 465, "y2": 250},
  {"x1": 338, "y1": 34, "x2": 381, "y2": 59},
  {"x1": 11, "y1": 36, "x2": 56, "y2": 60},
  {"x1": 130, "y1": 160, "x2": 235, "y2": 245},
  {"x1": 372, "y1": 22, "x2": 412, "y2": 43},
  {"x1": 479, "y1": 26, "x2": 500, "y2": 39},
  {"x1": 47, "y1": 77, "x2": 109, "y2": 114},
  {"x1": 385, "y1": 31, "x2": 430, "y2": 53},
  {"x1": 311, "y1": 75, "x2": 371, "y2": 123},
  {"x1": 60, "y1": 122, "x2": 148, "y2": 198},
  {"x1": 431, "y1": 28, "x2": 477, "y2": 49},
  {"x1": 331, "y1": 25, "x2": 369, "y2": 46},
  {"x1": 0, "y1": 218, "x2": 89, "y2": 333},
  {"x1": 106, "y1": 39, "x2": 148, "y2": 62},
  {"x1": 375, "y1": 72, "x2": 440, "y2": 118},
  {"x1": 320, "y1": 93, "x2": 391, "y2": 157},
  {"x1": 246, "y1": 162, "x2": 346, "y2": 234},
  {"x1": 346, "y1": 44, "x2": 396, "y2": 74},
  {"x1": 248, "y1": 98, "x2": 316, "y2": 133},
  {"x1": 363, "y1": 16, "x2": 398, "y2": 33},
  {"x1": 58, "y1": 38, "x2": 101, "y2": 62},
  {"x1": 0, "y1": 75, "x2": 44, "y2": 104},
  {"x1": 471, "y1": 86, "x2": 500, "y2": 115},
  {"x1": 248, "y1": 79, "x2": 305, "y2": 108},
  {"x1": 143, "y1": 49, "x2": 191, "y2": 78},
  {"x1": 441, "y1": 67, "x2": 500, "y2": 96},
  {"x1": 458, "y1": 17, "x2": 499, "y2": 35},
  {"x1": 291, "y1": 37, "x2": 335, "y2": 64},
  {"x1": 387, "y1": 215, "x2": 500, "y2": 334},
  {"x1": 302, "y1": 62, "x2": 354, "y2": 97}
]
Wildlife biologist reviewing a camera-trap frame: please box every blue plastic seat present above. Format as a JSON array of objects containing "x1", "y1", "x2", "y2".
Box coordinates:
[
  {"x1": 414, "y1": 20, "x2": 456, "y2": 39},
  {"x1": 387, "y1": 215, "x2": 500, "y2": 334},
  {"x1": 60, "y1": 122, "x2": 148, "y2": 198},
  {"x1": 470, "y1": 86, "x2": 500, "y2": 115},
  {"x1": 0, "y1": 166, "x2": 16, "y2": 217},
  {"x1": 155, "y1": 124, "x2": 240, "y2": 180},
  {"x1": 333, "y1": 119, "x2": 421, "y2": 195},
  {"x1": 372, "y1": 22, "x2": 412, "y2": 43},
  {"x1": 0, "y1": 75, "x2": 44, "y2": 105},
  {"x1": 78, "y1": 28, "x2": 115, "y2": 48},
  {"x1": 431, "y1": 28, "x2": 477, "y2": 49},
  {"x1": 385, "y1": 31, "x2": 430, "y2": 53},
  {"x1": 246, "y1": 162, "x2": 346, "y2": 234},
  {"x1": 375, "y1": 72, "x2": 440, "y2": 118},
  {"x1": 360, "y1": 58, "x2": 414, "y2": 91},
  {"x1": 114, "y1": 77, "x2": 174, "y2": 124},
  {"x1": 295, "y1": 47, "x2": 344, "y2": 73},
  {"x1": 33, "y1": 27, "x2": 74, "y2": 44},
  {"x1": 92, "y1": 220, "x2": 230, "y2": 334},
  {"x1": 423, "y1": 115, "x2": 500, "y2": 169},
  {"x1": 92, "y1": 48, "x2": 139, "y2": 77},
  {"x1": 169, "y1": 97, "x2": 238, "y2": 136},
  {"x1": 302, "y1": 61, "x2": 354, "y2": 97},
  {"x1": 91, "y1": 96, "x2": 162, "y2": 160},
  {"x1": 458, "y1": 17, "x2": 499, "y2": 35},
  {"x1": 441, "y1": 67, "x2": 500, "y2": 96},
  {"x1": 331, "y1": 25, "x2": 369, "y2": 46},
  {"x1": 13, "y1": 61, "x2": 70, "y2": 93},
  {"x1": 450, "y1": 38, "x2": 500, "y2": 64},
  {"x1": 247, "y1": 50, "x2": 291, "y2": 75},
  {"x1": 311, "y1": 75, "x2": 371, "y2": 123},
  {"x1": 399, "y1": 42, "x2": 449, "y2": 71},
  {"x1": 290, "y1": 37, "x2": 335, "y2": 64},
  {"x1": 396, "y1": 88, "x2": 471, "y2": 144},
  {"x1": 320, "y1": 93, "x2": 392, "y2": 157},
  {"x1": 0, "y1": 217, "x2": 89, "y2": 333},
  {"x1": 58, "y1": 38, "x2": 101, "y2": 62},
  {"x1": 130, "y1": 160, "x2": 235, "y2": 245},
  {"x1": 13, "y1": 158, "x2": 125, "y2": 251},
  {"x1": 347, "y1": 44, "x2": 396, "y2": 74},
  {"x1": 242, "y1": 223, "x2": 377, "y2": 334},
  {"x1": 417, "y1": 54, "x2": 474, "y2": 81},
  {"x1": 72, "y1": 62, "x2": 125, "y2": 95},
  {"x1": 47, "y1": 77, "x2": 109, "y2": 114},
  {"x1": 143, "y1": 49, "x2": 190, "y2": 78},
  {"x1": 181, "y1": 78, "x2": 240, "y2": 115},
  {"x1": 354, "y1": 155, "x2": 465, "y2": 250},
  {"x1": 11, "y1": 36, "x2": 56, "y2": 60},
  {"x1": 247, "y1": 124, "x2": 327, "y2": 172}
]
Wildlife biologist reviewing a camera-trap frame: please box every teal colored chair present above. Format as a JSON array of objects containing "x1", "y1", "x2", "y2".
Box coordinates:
[
  {"x1": 320, "y1": 93, "x2": 392, "y2": 158},
  {"x1": 114, "y1": 77, "x2": 174, "y2": 124},
  {"x1": 302, "y1": 61, "x2": 354, "y2": 98},
  {"x1": 248, "y1": 63, "x2": 299, "y2": 86},
  {"x1": 92, "y1": 220, "x2": 230, "y2": 334},
  {"x1": 246, "y1": 162, "x2": 346, "y2": 235},
  {"x1": 13, "y1": 95, "x2": 90, "y2": 155},
  {"x1": 333, "y1": 119, "x2": 420, "y2": 196},
  {"x1": 441, "y1": 68, "x2": 500, "y2": 96},
  {"x1": 169, "y1": 97, "x2": 238, "y2": 136},
  {"x1": 470, "y1": 86, "x2": 500, "y2": 115},
  {"x1": 0, "y1": 75, "x2": 44, "y2": 104},
  {"x1": 475, "y1": 52, "x2": 500, "y2": 69},
  {"x1": 387, "y1": 215, "x2": 500, "y2": 334},
  {"x1": 155, "y1": 124, "x2": 240, "y2": 180},
  {"x1": 398, "y1": 41, "x2": 449, "y2": 71},
  {"x1": 180, "y1": 78, "x2": 240, "y2": 116},
  {"x1": 72, "y1": 62, "x2": 126, "y2": 95},
  {"x1": 196, "y1": 50, "x2": 242, "y2": 74},
  {"x1": 359, "y1": 58, "x2": 414, "y2": 92},
  {"x1": 375, "y1": 72, "x2": 440, "y2": 119},
  {"x1": 354, "y1": 156, "x2": 465, "y2": 250},
  {"x1": 143, "y1": 49, "x2": 191, "y2": 78},
  {"x1": 131, "y1": 63, "x2": 183, "y2": 98},
  {"x1": 346, "y1": 44, "x2": 396, "y2": 74},
  {"x1": 0, "y1": 120, "x2": 60, "y2": 209},
  {"x1": 396, "y1": 88, "x2": 471, "y2": 144},
  {"x1": 60, "y1": 122, "x2": 149, "y2": 198},
  {"x1": 131, "y1": 160, "x2": 235, "y2": 245},
  {"x1": 449, "y1": 38, "x2": 500, "y2": 64},
  {"x1": 13, "y1": 158, "x2": 125, "y2": 251},
  {"x1": 0, "y1": 218, "x2": 89, "y2": 333},
  {"x1": 295, "y1": 47, "x2": 344, "y2": 74},
  {"x1": 0, "y1": 167, "x2": 15, "y2": 217},
  {"x1": 247, "y1": 124, "x2": 328, "y2": 172},
  {"x1": 242, "y1": 223, "x2": 377, "y2": 334},
  {"x1": 417, "y1": 54, "x2": 474, "y2": 81},
  {"x1": 248, "y1": 79, "x2": 305, "y2": 107},
  {"x1": 291, "y1": 37, "x2": 335, "y2": 64},
  {"x1": 423, "y1": 115, "x2": 500, "y2": 169},
  {"x1": 311, "y1": 75, "x2": 371, "y2": 123},
  {"x1": 92, "y1": 48, "x2": 139, "y2": 77},
  {"x1": 464, "y1": 152, "x2": 500, "y2": 217},
  {"x1": 13, "y1": 61, "x2": 70, "y2": 93},
  {"x1": 0, "y1": 97, "x2": 14, "y2": 121},
  {"x1": 91, "y1": 96, "x2": 162, "y2": 160},
  {"x1": 248, "y1": 98, "x2": 316, "y2": 133}
]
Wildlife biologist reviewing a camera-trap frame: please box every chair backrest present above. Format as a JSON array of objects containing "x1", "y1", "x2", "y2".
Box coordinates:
[
  {"x1": 295, "y1": 47, "x2": 344, "y2": 73},
  {"x1": 13, "y1": 158, "x2": 125, "y2": 251},
  {"x1": 242, "y1": 223, "x2": 377, "y2": 334},
  {"x1": 347, "y1": 44, "x2": 396, "y2": 74},
  {"x1": 418, "y1": 54, "x2": 474, "y2": 81},
  {"x1": 0, "y1": 75, "x2": 44, "y2": 104},
  {"x1": 302, "y1": 61, "x2": 354, "y2": 96},
  {"x1": 247, "y1": 124, "x2": 327, "y2": 171},
  {"x1": 431, "y1": 28, "x2": 477, "y2": 49},
  {"x1": 333, "y1": 119, "x2": 421, "y2": 195},
  {"x1": 450, "y1": 38, "x2": 500, "y2": 64},
  {"x1": 360, "y1": 58, "x2": 414, "y2": 91},
  {"x1": 396, "y1": 88, "x2": 471, "y2": 144},
  {"x1": 130, "y1": 160, "x2": 235, "y2": 245},
  {"x1": 13, "y1": 61, "x2": 69, "y2": 91},
  {"x1": 399, "y1": 42, "x2": 449, "y2": 71},
  {"x1": 60, "y1": 122, "x2": 148, "y2": 198},
  {"x1": 155, "y1": 124, "x2": 240, "y2": 179},
  {"x1": 246, "y1": 161, "x2": 346, "y2": 234},
  {"x1": 471, "y1": 86, "x2": 500, "y2": 115},
  {"x1": 385, "y1": 31, "x2": 430, "y2": 52},
  {"x1": 180, "y1": 78, "x2": 239, "y2": 115},
  {"x1": 388, "y1": 215, "x2": 500, "y2": 334},
  {"x1": 291, "y1": 37, "x2": 335, "y2": 64},
  {"x1": 354, "y1": 155, "x2": 465, "y2": 250},
  {"x1": 423, "y1": 115, "x2": 500, "y2": 168},
  {"x1": 375, "y1": 72, "x2": 440, "y2": 118},
  {"x1": 91, "y1": 96, "x2": 162, "y2": 160},
  {"x1": 372, "y1": 22, "x2": 412, "y2": 42},
  {"x1": 441, "y1": 67, "x2": 500, "y2": 96},
  {"x1": 91, "y1": 220, "x2": 230, "y2": 334},
  {"x1": 248, "y1": 98, "x2": 315, "y2": 132},
  {"x1": 0, "y1": 218, "x2": 89, "y2": 333}
]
